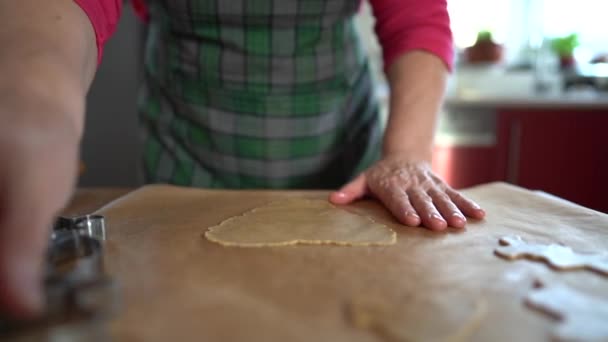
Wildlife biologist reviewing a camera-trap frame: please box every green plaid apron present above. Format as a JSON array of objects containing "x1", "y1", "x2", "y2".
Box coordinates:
[{"x1": 139, "y1": 0, "x2": 382, "y2": 189}]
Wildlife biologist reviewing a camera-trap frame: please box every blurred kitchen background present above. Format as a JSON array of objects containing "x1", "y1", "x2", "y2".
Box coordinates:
[{"x1": 80, "y1": 0, "x2": 608, "y2": 212}]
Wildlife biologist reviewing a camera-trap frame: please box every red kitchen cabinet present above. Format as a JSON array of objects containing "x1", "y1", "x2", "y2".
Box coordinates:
[
  {"x1": 432, "y1": 145, "x2": 502, "y2": 189},
  {"x1": 496, "y1": 108, "x2": 608, "y2": 213},
  {"x1": 431, "y1": 107, "x2": 503, "y2": 190}
]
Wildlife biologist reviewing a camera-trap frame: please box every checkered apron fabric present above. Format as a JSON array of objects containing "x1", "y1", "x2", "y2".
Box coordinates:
[{"x1": 139, "y1": 0, "x2": 382, "y2": 189}]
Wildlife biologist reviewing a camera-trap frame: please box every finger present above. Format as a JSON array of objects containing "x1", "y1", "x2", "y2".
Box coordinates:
[
  {"x1": 373, "y1": 184, "x2": 420, "y2": 226},
  {"x1": 329, "y1": 174, "x2": 367, "y2": 204},
  {"x1": 0, "y1": 168, "x2": 58, "y2": 318},
  {"x1": 0, "y1": 145, "x2": 76, "y2": 319},
  {"x1": 0, "y1": 206, "x2": 50, "y2": 318},
  {"x1": 428, "y1": 188, "x2": 466, "y2": 229},
  {"x1": 408, "y1": 189, "x2": 447, "y2": 231},
  {"x1": 446, "y1": 188, "x2": 485, "y2": 220}
]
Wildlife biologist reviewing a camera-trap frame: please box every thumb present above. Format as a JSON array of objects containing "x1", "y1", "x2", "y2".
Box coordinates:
[
  {"x1": 0, "y1": 206, "x2": 50, "y2": 319},
  {"x1": 0, "y1": 148, "x2": 76, "y2": 319},
  {"x1": 329, "y1": 173, "x2": 368, "y2": 204}
]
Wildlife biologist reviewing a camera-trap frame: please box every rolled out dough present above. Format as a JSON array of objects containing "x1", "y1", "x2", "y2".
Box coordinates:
[
  {"x1": 348, "y1": 295, "x2": 487, "y2": 342},
  {"x1": 204, "y1": 199, "x2": 396, "y2": 247},
  {"x1": 525, "y1": 281, "x2": 608, "y2": 341},
  {"x1": 495, "y1": 236, "x2": 608, "y2": 276}
]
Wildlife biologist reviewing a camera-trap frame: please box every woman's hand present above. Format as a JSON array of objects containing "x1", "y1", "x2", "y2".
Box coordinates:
[
  {"x1": 0, "y1": 0, "x2": 96, "y2": 318},
  {"x1": 329, "y1": 155, "x2": 485, "y2": 230},
  {"x1": 0, "y1": 86, "x2": 82, "y2": 318}
]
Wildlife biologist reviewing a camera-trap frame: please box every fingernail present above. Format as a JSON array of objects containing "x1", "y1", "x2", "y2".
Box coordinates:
[
  {"x1": 406, "y1": 211, "x2": 420, "y2": 219},
  {"x1": 431, "y1": 213, "x2": 445, "y2": 222},
  {"x1": 334, "y1": 192, "x2": 347, "y2": 198},
  {"x1": 453, "y1": 213, "x2": 466, "y2": 221}
]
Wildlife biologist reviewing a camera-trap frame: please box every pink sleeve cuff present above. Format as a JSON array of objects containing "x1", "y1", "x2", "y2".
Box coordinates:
[
  {"x1": 73, "y1": 0, "x2": 122, "y2": 65},
  {"x1": 369, "y1": 0, "x2": 454, "y2": 72}
]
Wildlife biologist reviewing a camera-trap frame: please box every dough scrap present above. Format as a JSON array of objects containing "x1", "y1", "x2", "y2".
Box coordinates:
[
  {"x1": 525, "y1": 281, "x2": 608, "y2": 341},
  {"x1": 494, "y1": 236, "x2": 608, "y2": 276},
  {"x1": 348, "y1": 295, "x2": 487, "y2": 342},
  {"x1": 204, "y1": 199, "x2": 396, "y2": 247}
]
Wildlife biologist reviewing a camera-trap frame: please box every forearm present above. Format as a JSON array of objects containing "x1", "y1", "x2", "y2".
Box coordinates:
[
  {"x1": 0, "y1": 0, "x2": 98, "y2": 139},
  {"x1": 382, "y1": 51, "x2": 448, "y2": 162}
]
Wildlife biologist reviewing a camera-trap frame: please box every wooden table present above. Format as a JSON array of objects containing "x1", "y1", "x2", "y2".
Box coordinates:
[{"x1": 62, "y1": 184, "x2": 608, "y2": 341}]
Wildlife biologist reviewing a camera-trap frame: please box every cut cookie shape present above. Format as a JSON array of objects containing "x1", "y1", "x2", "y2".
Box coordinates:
[
  {"x1": 494, "y1": 236, "x2": 608, "y2": 276},
  {"x1": 204, "y1": 199, "x2": 396, "y2": 247},
  {"x1": 525, "y1": 282, "x2": 608, "y2": 341},
  {"x1": 348, "y1": 295, "x2": 487, "y2": 342}
]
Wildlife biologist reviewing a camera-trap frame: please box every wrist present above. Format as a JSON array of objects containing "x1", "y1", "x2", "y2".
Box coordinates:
[{"x1": 382, "y1": 141, "x2": 433, "y2": 163}]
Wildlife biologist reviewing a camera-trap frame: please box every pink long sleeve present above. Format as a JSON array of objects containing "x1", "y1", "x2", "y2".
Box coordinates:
[
  {"x1": 73, "y1": 0, "x2": 122, "y2": 64},
  {"x1": 369, "y1": 0, "x2": 454, "y2": 72},
  {"x1": 73, "y1": 0, "x2": 452, "y2": 71}
]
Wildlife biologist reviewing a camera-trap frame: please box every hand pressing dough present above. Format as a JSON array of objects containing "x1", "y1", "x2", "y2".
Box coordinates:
[
  {"x1": 494, "y1": 236, "x2": 608, "y2": 276},
  {"x1": 348, "y1": 295, "x2": 487, "y2": 342},
  {"x1": 204, "y1": 199, "x2": 396, "y2": 247},
  {"x1": 525, "y1": 282, "x2": 608, "y2": 341}
]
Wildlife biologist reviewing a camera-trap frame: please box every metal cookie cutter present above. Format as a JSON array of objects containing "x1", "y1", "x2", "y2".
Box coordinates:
[
  {"x1": 53, "y1": 215, "x2": 106, "y2": 241},
  {"x1": 1, "y1": 215, "x2": 119, "y2": 342}
]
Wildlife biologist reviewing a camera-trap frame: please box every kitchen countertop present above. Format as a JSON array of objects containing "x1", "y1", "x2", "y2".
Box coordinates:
[
  {"x1": 445, "y1": 91, "x2": 608, "y2": 109},
  {"x1": 443, "y1": 64, "x2": 608, "y2": 110},
  {"x1": 56, "y1": 184, "x2": 608, "y2": 341},
  {"x1": 377, "y1": 84, "x2": 608, "y2": 111}
]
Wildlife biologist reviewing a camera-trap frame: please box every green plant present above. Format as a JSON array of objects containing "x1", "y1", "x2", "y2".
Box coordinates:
[
  {"x1": 550, "y1": 33, "x2": 580, "y2": 57},
  {"x1": 476, "y1": 30, "x2": 493, "y2": 42}
]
